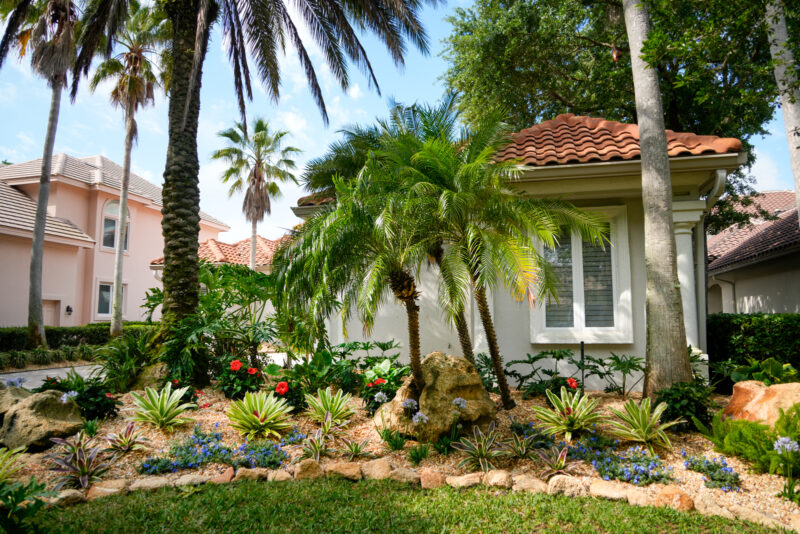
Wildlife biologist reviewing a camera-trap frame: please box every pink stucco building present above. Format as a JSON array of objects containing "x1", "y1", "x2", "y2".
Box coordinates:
[{"x1": 0, "y1": 154, "x2": 229, "y2": 327}]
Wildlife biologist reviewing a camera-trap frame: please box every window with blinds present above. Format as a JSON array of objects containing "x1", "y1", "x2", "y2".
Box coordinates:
[
  {"x1": 545, "y1": 235, "x2": 574, "y2": 327},
  {"x1": 582, "y1": 237, "x2": 614, "y2": 327}
]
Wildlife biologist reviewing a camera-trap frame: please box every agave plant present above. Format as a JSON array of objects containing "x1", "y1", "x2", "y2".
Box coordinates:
[
  {"x1": 46, "y1": 432, "x2": 114, "y2": 489},
  {"x1": 500, "y1": 433, "x2": 537, "y2": 460},
  {"x1": 452, "y1": 423, "x2": 505, "y2": 473},
  {"x1": 227, "y1": 391, "x2": 293, "y2": 439},
  {"x1": 0, "y1": 446, "x2": 25, "y2": 484},
  {"x1": 531, "y1": 387, "x2": 604, "y2": 442},
  {"x1": 536, "y1": 446, "x2": 583, "y2": 481},
  {"x1": 606, "y1": 398, "x2": 683, "y2": 455},
  {"x1": 104, "y1": 423, "x2": 149, "y2": 454},
  {"x1": 305, "y1": 387, "x2": 354, "y2": 426},
  {"x1": 130, "y1": 383, "x2": 196, "y2": 430}
]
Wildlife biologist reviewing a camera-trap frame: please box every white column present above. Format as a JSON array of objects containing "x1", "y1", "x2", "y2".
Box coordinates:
[{"x1": 674, "y1": 221, "x2": 699, "y2": 348}]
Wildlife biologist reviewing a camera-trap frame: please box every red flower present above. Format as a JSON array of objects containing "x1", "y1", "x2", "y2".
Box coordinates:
[
  {"x1": 200, "y1": 402, "x2": 210, "y2": 409},
  {"x1": 230, "y1": 360, "x2": 243, "y2": 371},
  {"x1": 374, "y1": 378, "x2": 386, "y2": 386},
  {"x1": 105, "y1": 393, "x2": 115, "y2": 398},
  {"x1": 247, "y1": 367, "x2": 258, "y2": 375},
  {"x1": 276, "y1": 382, "x2": 289, "y2": 396},
  {"x1": 195, "y1": 390, "x2": 203, "y2": 396},
  {"x1": 567, "y1": 378, "x2": 578, "y2": 389},
  {"x1": 367, "y1": 382, "x2": 374, "y2": 388},
  {"x1": 172, "y1": 379, "x2": 179, "y2": 385}
]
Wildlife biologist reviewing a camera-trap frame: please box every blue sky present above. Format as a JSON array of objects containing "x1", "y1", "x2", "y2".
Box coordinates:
[{"x1": 0, "y1": 4, "x2": 796, "y2": 242}]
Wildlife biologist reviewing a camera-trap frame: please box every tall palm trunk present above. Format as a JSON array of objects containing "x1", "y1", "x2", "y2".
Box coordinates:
[
  {"x1": 160, "y1": 2, "x2": 206, "y2": 326},
  {"x1": 623, "y1": 0, "x2": 691, "y2": 397},
  {"x1": 111, "y1": 102, "x2": 135, "y2": 337},
  {"x1": 390, "y1": 270, "x2": 424, "y2": 391},
  {"x1": 474, "y1": 285, "x2": 515, "y2": 409},
  {"x1": 430, "y1": 245, "x2": 474, "y2": 362},
  {"x1": 27, "y1": 81, "x2": 62, "y2": 348},
  {"x1": 250, "y1": 219, "x2": 257, "y2": 270},
  {"x1": 766, "y1": 0, "x2": 800, "y2": 227}
]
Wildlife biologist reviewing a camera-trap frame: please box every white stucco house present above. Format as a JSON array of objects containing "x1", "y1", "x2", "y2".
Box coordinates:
[{"x1": 291, "y1": 114, "x2": 746, "y2": 376}]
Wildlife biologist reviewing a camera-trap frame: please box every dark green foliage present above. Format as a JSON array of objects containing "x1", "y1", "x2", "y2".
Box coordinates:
[
  {"x1": 508, "y1": 418, "x2": 555, "y2": 448},
  {"x1": 379, "y1": 428, "x2": 406, "y2": 451},
  {"x1": 0, "y1": 344, "x2": 100, "y2": 370},
  {"x1": 81, "y1": 419, "x2": 100, "y2": 438},
  {"x1": 407, "y1": 443, "x2": 429, "y2": 466},
  {"x1": 695, "y1": 412, "x2": 775, "y2": 473},
  {"x1": 654, "y1": 381, "x2": 716, "y2": 433},
  {"x1": 34, "y1": 371, "x2": 121, "y2": 421},
  {"x1": 95, "y1": 333, "x2": 153, "y2": 392},
  {"x1": 730, "y1": 357, "x2": 799, "y2": 386},
  {"x1": 474, "y1": 352, "x2": 498, "y2": 393},
  {"x1": 215, "y1": 357, "x2": 272, "y2": 399},
  {"x1": 707, "y1": 313, "x2": 800, "y2": 392},
  {"x1": 0, "y1": 477, "x2": 53, "y2": 532},
  {"x1": 360, "y1": 357, "x2": 410, "y2": 415},
  {"x1": 0, "y1": 324, "x2": 157, "y2": 351}
]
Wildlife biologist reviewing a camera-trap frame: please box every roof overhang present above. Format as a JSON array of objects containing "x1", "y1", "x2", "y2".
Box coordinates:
[
  {"x1": 708, "y1": 242, "x2": 800, "y2": 276},
  {"x1": 0, "y1": 225, "x2": 95, "y2": 248}
]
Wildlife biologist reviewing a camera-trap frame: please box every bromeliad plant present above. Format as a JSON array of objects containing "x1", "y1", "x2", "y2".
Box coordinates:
[
  {"x1": 501, "y1": 433, "x2": 538, "y2": 459},
  {"x1": 341, "y1": 438, "x2": 371, "y2": 461},
  {"x1": 46, "y1": 432, "x2": 114, "y2": 489},
  {"x1": 131, "y1": 383, "x2": 196, "y2": 430},
  {"x1": 537, "y1": 446, "x2": 583, "y2": 480},
  {"x1": 452, "y1": 423, "x2": 504, "y2": 473},
  {"x1": 305, "y1": 387, "x2": 354, "y2": 426},
  {"x1": 104, "y1": 423, "x2": 148, "y2": 454},
  {"x1": 606, "y1": 398, "x2": 682, "y2": 455},
  {"x1": 531, "y1": 387, "x2": 603, "y2": 442},
  {"x1": 227, "y1": 391, "x2": 293, "y2": 439}
]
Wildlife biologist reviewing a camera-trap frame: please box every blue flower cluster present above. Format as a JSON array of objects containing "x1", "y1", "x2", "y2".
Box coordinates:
[
  {"x1": 681, "y1": 451, "x2": 741, "y2": 492},
  {"x1": 5, "y1": 377, "x2": 25, "y2": 387},
  {"x1": 583, "y1": 445, "x2": 673, "y2": 486},
  {"x1": 138, "y1": 425, "x2": 303, "y2": 475}
]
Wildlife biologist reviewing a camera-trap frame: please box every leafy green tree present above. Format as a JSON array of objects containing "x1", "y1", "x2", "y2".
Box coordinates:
[
  {"x1": 89, "y1": 1, "x2": 166, "y2": 338},
  {"x1": 1, "y1": 0, "x2": 80, "y2": 347},
  {"x1": 442, "y1": 0, "x2": 785, "y2": 231},
  {"x1": 211, "y1": 119, "x2": 300, "y2": 269},
  {"x1": 70, "y1": 0, "x2": 437, "y2": 342}
]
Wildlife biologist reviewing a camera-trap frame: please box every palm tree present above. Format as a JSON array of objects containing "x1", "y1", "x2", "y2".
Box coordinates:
[
  {"x1": 622, "y1": 0, "x2": 692, "y2": 396},
  {"x1": 211, "y1": 119, "x2": 300, "y2": 270},
  {"x1": 89, "y1": 2, "x2": 166, "y2": 338},
  {"x1": 69, "y1": 0, "x2": 437, "y2": 336},
  {"x1": 1, "y1": 0, "x2": 79, "y2": 347}
]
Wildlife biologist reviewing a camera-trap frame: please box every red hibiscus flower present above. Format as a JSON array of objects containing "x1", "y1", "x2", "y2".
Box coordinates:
[
  {"x1": 172, "y1": 379, "x2": 179, "y2": 385},
  {"x1": 567, "y1": 378, "x2": 578, "y2": 389},
  {"x1": 367, "y1": 382, "x2": 374, "y2": 388},
  {"x1": 105, "y1": 393, "x2": 115, "y2": 398},
  {"x1": 200, "y1": 402, "x2": 210, "y2": 409},
  {"x1": 195, "y1": 390, "x2": 203, "y2": 396},
  {"x1": 230, "y1": 359, "x2": 243, "y2": 371},
  {"x1": 247, "y1": 367, "x2": 258, "y2": 375},
  {"x1": 374, "y1": 378, "x2": 386, "y2": 386},
  {"x1": 276, "y1": 381, "x2": 289, "y2": 396}
]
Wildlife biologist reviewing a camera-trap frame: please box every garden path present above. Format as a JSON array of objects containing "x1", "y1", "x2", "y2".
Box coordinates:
[{"x1": 0, "y1": 364, "x2": 100, "y2": 389}]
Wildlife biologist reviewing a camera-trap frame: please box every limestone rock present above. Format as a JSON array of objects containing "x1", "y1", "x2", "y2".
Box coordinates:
[
  {"x1": 446, "y1": 472, "x2": 483, "y2": 488},
  {"x1": 361, "y1": 457, "x2": 392, "y2": 480},
  {"x1": 389, "y1": 468, "x2": 420, "y2": 484},
  {"x1": 232, "y1": 467, "x2": 271, "y2": 482},
  {"x1": 626, "y1": 488, "x2": 650, "y2": 507},
  {"x1": 52, "y1": 489, "x2": 85, "y2": 506},
  {"x1": 483, "y1": 470, "x2": 512, "y2": 489},
  {"x1": 210, "y1": 467, "x2": 235, "y2": 484},
  {"x1": 589, "y1": 479, "x2": 628, "y2": 501},
  {"x1": 130, "y1": 363, "x2": 168, "y2": 391},
  {"x1": 130, "y1": 477, "x2": 171, "y2": 491},
  {"x1": 788, "y1": 512, "x2": 800, "y2": 533},
  {"x1": 0, "y1": 390, "x2": 82, "y2": 450},
  {"x1": 420, "y1": 468, "x2": 446, "y2": 489},
  {"x1": 294, "y1": 459, "x2": 324, "y2": 480},
  {"x1": 174, "y1": 474, "x2": 210, "y2": 486},
  {"x1": 270, "y1": 470, "x2": 293, "y2": 482},
  {"x1": 374, "y1": 352, "x2": 497, "y2": 441},
  {"x1": 728, "y1": 505, "x2": 783, "y2": 529},
  {"x1": 723, "y1": 381, "x2": 800, "y2": 426},
  {"x1": 512, "y1": 475, "x2": 547, "y2": 493},
  {"x1": 653, "y1": 485, "x2": 694, "y2": 512},
  {"x1": 694, "y1": 491, "x2": 733, "y2": 519},
  {"x1": 0, "y1": 386, "x2": 32, "y2": 424},
  {"x1": 547, "y1": 475, "x2": 588, "y2": 497},
  {"x1": 326, "y1": 461, "x2": 362, "y2": 481},
  {"x1": 86, "y1": 479, "x2": 129, "y2": 501}
]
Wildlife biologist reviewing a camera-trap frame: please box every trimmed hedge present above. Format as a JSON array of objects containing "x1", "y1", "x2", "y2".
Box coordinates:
[
  {"x1": 707, "y1": 313, "x2": 800, "y2": 392},
  {"x1": 0, "y1": 323, "x2": 157, "y2": 351},
  {"x1": 0, "y1": 344, "x2": 99, "y2": 370}
]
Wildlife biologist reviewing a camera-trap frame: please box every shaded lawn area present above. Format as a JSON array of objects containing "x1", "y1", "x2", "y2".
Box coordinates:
[{"x1": 33, "y1": 479, "x2": 780, "y2": 534}]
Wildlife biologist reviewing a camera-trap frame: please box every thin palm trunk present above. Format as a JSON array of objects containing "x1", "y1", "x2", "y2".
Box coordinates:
[
  {"x1": 623, "y1": 0, "x2": 692, "y2": 397},
  {"x1": 250, "y1": 219, "x2": 257, "y2": 270},
  {"x1": 28, "y1": 82, "x2": 62, "y2": 348},
  {"x1": 111, "y1": 103, "x2": 135, "y2": 337},
  {"x1": 766, "y1": 0, "x2": 800, "y2": 227},
  {"x1": 475, "y1": 285, "x2": 515, "y2": 409},
  {"x1": 403, "y1": 298, "x2": 424, "y2": 392},
  {"x1": 453, "y1": 311, "x2": 474, "y2": 364}
]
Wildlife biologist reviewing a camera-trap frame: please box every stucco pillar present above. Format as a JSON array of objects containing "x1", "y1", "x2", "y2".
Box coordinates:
[{"x1": 673, "y1": 222, "x2": 699, "y2": 348}]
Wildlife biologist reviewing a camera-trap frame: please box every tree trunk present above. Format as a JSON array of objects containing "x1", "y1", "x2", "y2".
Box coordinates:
[
  {"x1": 403, "y1": 298, "x2": 424, "y2": 392},
  {"x1": 454, "y1": 311, "x2": 474, "y2": 363},
  {"x1": 622, "y1": 0, "x2": 692, "y2": 397},
  {"x1": 111, "y1": 103, "x2": 135, "y2": 338},
  {"x1": 475, "y1": 286, "x2": 515, "y2": 409},
  {"x1": 766, "y1": 0, "x2": 800, "y2": 226},
  {"x1": 27, "y1": 82, "x2": 62, "y2": 348},
  {"x1": 250, "y1": 219, "x2": 257, "y2": 270},
  {"x1": 160, "y1": 1, "x2": 206, "y2": 327}
]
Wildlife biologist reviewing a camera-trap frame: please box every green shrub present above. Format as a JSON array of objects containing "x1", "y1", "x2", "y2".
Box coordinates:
[
  {"x1": 654, "y1": 381, "x2": 716, "y2": 433},
  {"x1": 95, "y1": 334, "x2": 152, "y2": 392},
  {"x1": 378, "y1": 428, "x2": 406, "y2": 451},
  {"x1": 0, "y1": 477, "x2": 53, "y2": 532},
  {"x1": 606, "y1": 398, "x2": 681, "y2": 455},
  {"x1": 131, "y1": 384, "x2": 196, "y2": 430},
  {"x1": 34, "y1": 371, "x2": 121, "y2": 420},
  {"x1": 0, "y1": 324, "x2": 155, "y2": 351},
  {"x1": 227, "y1": 391, "x2": 292, "y2": 439},
  {"x1": 407, "y1": 443, "x2": 429, "y2": 466},
  {"x1": 695, "y1": 412, "x2": 775, "y2": 472},
  {"x1": 682, "y1": 453, "x2": 741, "y2": 491},
  {"x1": 215, "y1": 357, "x2": 270, "y2": 399},
  {"x1": 730, "y1": 357, "x2": 799, "y2": 386}
]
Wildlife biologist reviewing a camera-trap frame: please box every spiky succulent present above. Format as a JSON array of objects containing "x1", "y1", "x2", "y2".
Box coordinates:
[{"x1": 452, "y1": 423, "x2": 504, "y2": 473}]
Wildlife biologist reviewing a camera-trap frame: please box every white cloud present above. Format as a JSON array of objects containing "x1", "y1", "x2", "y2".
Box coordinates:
[
  {"x1": 16, "y1": 132, "x2": 35, "y2": 148},
  {"x1": 347, "y1": 83, "x2": 363, "y2": 100},
  {"x1": 750, "y1": 148, "x2": 794, "y2": 192}
]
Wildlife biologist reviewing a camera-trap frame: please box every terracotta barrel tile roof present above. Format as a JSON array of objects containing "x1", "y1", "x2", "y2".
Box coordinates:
[
  {"x1": 150, "y1": 234, "x2": 291, "y2": 267},
  {"x1": 708, "y1": 191, "x2": 800, "y2": 273},
  {"x1": 495, "y1": 114, "x2": 742, "y2": 166}
]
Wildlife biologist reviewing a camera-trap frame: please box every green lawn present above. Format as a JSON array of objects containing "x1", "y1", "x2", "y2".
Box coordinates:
[{"x1": 33, "y1": 479, "x2": 780, "y2": 534}]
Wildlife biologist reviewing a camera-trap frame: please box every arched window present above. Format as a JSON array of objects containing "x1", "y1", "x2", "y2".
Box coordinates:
[{"x1": 102, "y1": 201, "x2": 130, "y2": 251}]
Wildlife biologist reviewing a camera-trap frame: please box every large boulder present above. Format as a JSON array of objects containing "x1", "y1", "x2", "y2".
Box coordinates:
[
  {"x1": 0, "y1": 386, "x2": 32, "y2": 425},
  {"x1": 374, "y1": 352, "x2": 497, "y2": 441},
  {"x1": 0, "y1": 390, "x2": 82, "y2": 450},
  {"x1": 723, "y1": 380, "x2": 800, "y2": 426}
]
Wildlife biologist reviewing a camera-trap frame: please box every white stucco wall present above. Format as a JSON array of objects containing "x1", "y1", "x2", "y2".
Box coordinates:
[{"x1": 708, "y1": 252, "x2": 800, "y2": 314}]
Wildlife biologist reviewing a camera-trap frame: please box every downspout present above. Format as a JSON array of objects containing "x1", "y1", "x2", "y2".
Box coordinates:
[{"x1": 697, "y1": 169, "x2": 728, "y2": 351}]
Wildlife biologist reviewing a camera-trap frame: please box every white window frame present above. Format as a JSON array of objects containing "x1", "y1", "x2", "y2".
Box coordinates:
[
  {"x1": 96, "y1": 282, "x2": 125, "y2": 317},
  {"x1": 530, "y1": 205, "x2": 632, "y2": 344},
  {"x1": 101, "y1": 201, "x2": 129, "y2": 252}
]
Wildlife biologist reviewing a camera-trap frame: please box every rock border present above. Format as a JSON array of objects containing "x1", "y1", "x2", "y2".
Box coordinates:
[{"x1": 49, "y1": 465, "x2": 794, "y2": 532}]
